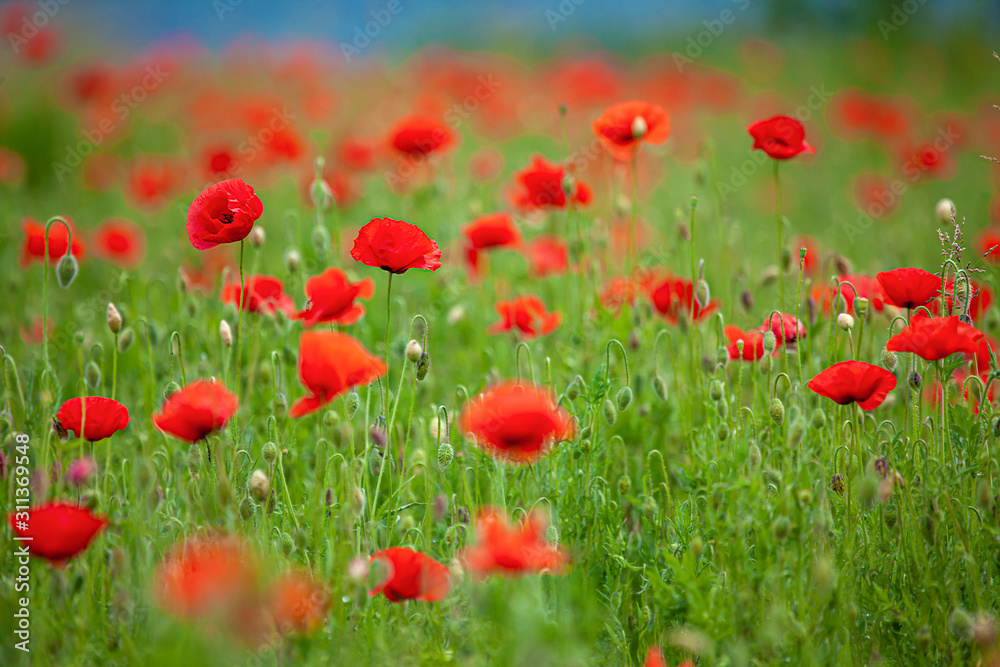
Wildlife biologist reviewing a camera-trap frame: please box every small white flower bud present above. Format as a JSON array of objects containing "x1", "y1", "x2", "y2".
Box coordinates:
[
  {"x1": 220, "y1": 320, "x2": 233, "y2": 347},
  {"x1": 935, "y1": 198, "x2": 955, "y2": 223},
  {"x1": 405, "y1": 340, "x2": 423, "y2": 363},
  {"x1": 107, "y1": 303, "x2": 122, "y2": 334},
  {"x1": 631, "y1": 115, "x2": 648, "y2": 139},
  {"x1": 837, "y1": 313, "x2": 855, "y2": 331}
]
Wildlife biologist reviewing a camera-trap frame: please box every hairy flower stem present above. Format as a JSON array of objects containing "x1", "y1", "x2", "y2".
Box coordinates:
[
  {"x1": 234, "y1": 239, "x2": 245, "y2": 398},
  {"x1": 774, "y1": 160, "x2": 784, "y2": 309}
]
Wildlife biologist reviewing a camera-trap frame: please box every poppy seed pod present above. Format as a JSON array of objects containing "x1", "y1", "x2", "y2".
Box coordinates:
[
  {"x1": 56, "y1": 253, "x2": 79, "y2": 288},
  {"x1": 880, "y1": 348, "x2": 897, "y2": 372},
  {"x1": 652, "y1": 375, "x2": 667, "y2": 401},
  {"x1": 837, "y1": 313, "x2": 854, "y2": 331},
  {"x1": 249, "y1": 469, "x2": 270, "y2": 502},
  {"x1": 630, "y1": 115, "x2": 648, "y2": 140},
  {"x1": 219, "y1": 320, "x2": 232, "y2": 347},
  {"x1": 107, "y1": 303, "x2": 122, "y2": 334},
  {"x1": 769, "y1": 397, "x2": 785, "y2": 426},
  {"x1": 763, "y1": 331, "x2": 777, "y2": 354},
  {"x1": 405, "y1": 340, "x2": 423, "y2": 364},
  {"x1": 616, "y1": 386, "x2": 632, "y2": 411},
  {"x1": 853, "y1": 297, "x2": 868, "y2": 318}
]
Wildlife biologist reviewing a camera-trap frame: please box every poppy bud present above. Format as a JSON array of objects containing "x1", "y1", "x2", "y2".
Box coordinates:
[
  {"x1": 836, "y1": 313, "x2": 854, "y2": 331},
  {"x1": 107, "y1": 303, "x2": 122, "y2": 334},
  {"x1": 219, "y1": 320, "x2": 233, "y2": 347},
  {"x1": 694, "y1": 279, "x2": 710, "y2": 310},
  {"x1": 789, "y1": 418, "x2": 806, "y2": 447},
  {"x1": 437, "y1": 441, "x2": 453, "y2": 469},
  {"x1": 239, "y1": 496, "x2": 256, "y2": 521},
  {"x1": 833, "y1": 254, "x2": 851, "y2": 275},
  {"x1": 763, "y1": 331, "x2": 777, "y2": 354},
  {"x1": 273, "y1": 393, "x2": 287, "y2": 419},
  {"x1": 709, "y1": 380, "x2": 723, "y2": 402},
  {"x1": 858, "y1": 474, "x2": 878, "y2": 508},
  {"x1": 322, "y1": 411, "x2": 339, "y2": 430},
  {"x1": 368, "y1": 448, "x2": 384, "y2": 476},
  {"x1": 641, "y1": 496, "x2": 657, "y2": 521},
  {"x1": 618, "y1": 475, "x2": 631, "y2": 494},
  {"x1": 772, "y1": 516, "x2": 790, "y2": 541},
  {"x1": 716, "y1": 422, "x2": 730, "y2": 441},
  {"x1": 282, "y1": 247, "x2": 301, "y2": 273},
  {"x1": 740, "y1": 290, "x2": 754, "y2": 312},
  {"x1": 652, "y1": 375, "x2": 667, "y2": 401},
  {"x1": 873, "y1": 457, "x2": 888, "y2": 478},
  {"x1": 310, "y1": 173, "x2": 333, "y2": 211},
  {"x1": 249, "y1": 469, "x2": 270, "y2": 502},
  {"x1": 262, "y1": 441, "x2": 278, "y2": 466},
  {"x1": 566, "y1": 379, "x2": 580, "y2": 401},
  {"x1": 974, "y1": 613, "x2": 997, "y2": 648},
  {"x1": 603, "y1": 399, "x2": 617, "y2": 426},
  {"x1": 345, "y1": 390, "x2": 360, "y2": 419},
  {"x1": 907, "y1": 371, "x2": 922, "y2": 391},
  {"x1": 404, "y1": 339, "x2": 423, "y2": 364},
  {"x1": 780, "y1": 248, "x2": 791, "y2": 272},
  {"x1": 758, "y1": 265, "x2": 779, "y2": 286},
  {"x1": 163, "y1": 381, "x2": 181, "y2": 399},
  {"x1": 416, "y1": 352, "x2": 430, "y2": 381},
  {"x1": 84, "y1": 361, "x2": 102, "y2": 389},
  {"x1": 748, "y1": 443, "x2": 762, "y2": 469},
  {"x1": 280, "y1": 532, "x2": 294, "y2": 556},
  {"x1": 631, "y1": 115, "x2": 648, "y2": 139},
  {"x1": 56, "y1": 253, "x2": 79, "y2": 288},
  {"x1": 117, "y1": 328, "x2": 135, "y2": 353},
  {"x1": 716, "y1": 398, "x2": 729, "y2": 419},
  {"x1": 246, "y1": 225, "x2": 265, "y2": 248},
  {"x1": 949, "y1": 607, "x2": 974, "y2": 642},
  {"x1": 758, "y1": 355, "x2": 771, "y2": 374},
  {"x1": 187, "y1": 444, "x2": 201, "y2": 478},
  {"x1": 350, "y1": 487, "x2": 366, "y2": 518},
  {"x1": 561, "y1": 172, "x2": 575, "y2": 197},
  {"x1": 311, "y1": 225, "x2": 330, "y2": 257},
  {"x1": 369, "y1": 423, "x2": 387, "y2": 449},
  {"x1": 829, "y1": 473, "x2": 844, "y2": 496},
  {"x1": 677, "y1": 221, "x2": 691, "y2": 242},
  {"x1": 769, "y1": 398, "x2": 784, "y2": 426},
  {"x1": 935, "y1": 198, "x2": 955, "y2": 223},
  {"x1": 880, "y1": 348, "x2": 897, "y2": 372},
  {"x1": 616, "y1": 386, "x2": 632, "y2": 411}
]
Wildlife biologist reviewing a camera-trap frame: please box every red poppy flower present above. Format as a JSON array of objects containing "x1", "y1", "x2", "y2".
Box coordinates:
[
  {"x1": 592, "y1": 100, "x2": 671, "y2": 161},
  {"x1": 293, "y1": 268, "x2": 374, "y2": 327},
  {"x1": 510, "y1": 155, "x2": 592, "y2": 211},
  {"x1": 748, "y1": 115, "x2": 815, "y2": 160},
  {"x1": 337, "y1": 137, "x2": 378, "y2": 172},
  {"x1": 153, "y1": 535, "x2": 257, "y2": 618},
  {"x1": 350, "y1": 217, "x2": 442, "y2": 274},
  {"x1": 649, "y1": 276, "x2": 720, "y2": 325},
  {"x1": 488, "y1": 295, "x2": 562, "y2": 339},
  {"x1": 127, "y1": 158, "x2": 183, "y2": 211},
  {"x1": 20, "y1": 217, "x2": 85, "y2": 267},
  {"x1": 461, "y1": 507, "x2": 567, "y2": 577},
  {"x1": 203, "y1": 146, "x2": 236, "y2": 178},
  {"x1": 526, "y1": 236, "x2": 569, "y2": 278},
  {"x1": 388, "y1": 115, "x2": 457, "y2": 157},
  {"x1": 853, "y1": 173, "x2": 898, "y2": 218},
  {"x1": 459, "y1": 382, "x2": 574, "y2": 464},
  {"x1": 470, "y1": 147, "x2": 503, "y2": 181},
  {"x1": 290, "y1": 331, "x2": 386, "y2": 418},
  {"x1": 886, "y1": 315, "x2": 984, "y2": 361},
  {"x1": 600, "y1": 270, "x2": 657, "y2": 313},
  {"x1": 968, "y1": 332, "x2": 999, "y2": 376},
  {"x1": 93, "y1": 218, "x2": 146, "y2": 269},
  {"x1": 815, "y1": 274, "x2": 888, "y2": 316},
  {"x1": 152, "y1": 379, "x2": 239, "y2": 443},
  {"x1": 937, "y1": 279, "x2": 993, "y2": 322},
  {"x1": 979, "y1": 228, "x2": 1000, "y2": 264},
  {"x1": 220, "y1": 275, "x2": 295, "y2": 317},
  {"x1": 9, "y1": 502, "x2": 106, "y2": 563},
  {"x1": 186, "y1": 178, "x2": 263, "y2": 250},
  {"x1": 369, "y1": 547, "x2": 450, "y2": 603},
  {"x1": 1, "y1": 3, "x2": 59, "y2": 64},
  {"x1": 763, "y1": 312, "x2": 806, "y2": 343},
  {"x1": 643, "y1": 647, "x2": 665, "y2": 667},
  {"x1": 267, "y1": 571, "x2": 330, "y2": 635},
  {"x1": 900, "y1": 142, "x2": 952, "y2": 180},
  {"x1": 725, "y1": 325, "x2": 768, "y2": 361},
  {"x1": 876, "y1": 267, "x2": 940, "y2": 310},
  {"x1": 808, "y1": 360, "x2": 897, "y2": 410},
  {"x1": 54, "y1": 396, "x2": 130, "y2": 442},
  {"x1": 462, "y1": 212, "x2": 522, "y2": 276}
]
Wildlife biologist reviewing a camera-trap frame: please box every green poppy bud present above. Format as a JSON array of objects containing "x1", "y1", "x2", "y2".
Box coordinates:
[{"x1": 56, "y1": 253, "x2": 79, "y2": 288}]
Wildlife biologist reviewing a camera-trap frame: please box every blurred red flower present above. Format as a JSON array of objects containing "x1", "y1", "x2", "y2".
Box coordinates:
[
  {"x1": 221, "y1": 275, "x2": 295, "y2": 317},
  {"x1": 763, "y1": 312, "x2": 806, "y2": 343},
  {"x1": 153, "y1": 534, "x2": 257, "y2": 618},
  {"x1": 461, "y1": 507, "x2": 567, "y2": 577},
  {"x1": 886, "y1": 315, "x2": 983, "y2": 361},
  {"x1": 9, "y1": 502, "x2": 106, "y2": 564},
  {"x1": 388, "y1": 115, "x2": 457, "y2": 157},
  {"x1": 54, "y1": 396, "x2": 130, "y2": 442},
  {"x1": 978, "y1": 228, "x2": 1000, "y2": 264},
  {"x1": 459, "y1": 382, "x2": 574, "y2": 464},
  {"x1": 186, "y1": 178, "x2": 262, "y2": 250},
  {"x1": 748, "y1": 115, "x2": 815, "y2": 160},
  {"x1": 725, "y1": 325, "x2": 768, "y2": 361},
  {"x1": 290, "y1": 331, "x2": 385, "y2": 418},
  {"x1": 510, "y1": 155, "x2": 592, "y2": 211},
  {"x1": 488, "y1": 295, "x2": 562, "y2": 339},
  {"x1": 127, "y1": 158, "x2": 184, "y2": 211},
  {"x1": 1, "y1": 3, "x2": 59, "y2": 64},
  {"x1": 937, "y1": 278, "x2": 993, "y2": 322},
  {"x1": 876, "y1": 267, "x2": 940, "y2": 310},
  {"x1": 808, "y1": 360, "x2": 896, "y2": 410},
  {"x1": 462, "y1": 212, "x2": 522, "y2": 276},
  {"x1": 593, "y1": 100, "x2": 671, "y2": 161},
  {"x1": 152, "y1": 379, "x2": 239, "y2": 442},
  {"x1": 369, "y1": 547, "x2": 450, "y2": 603},
  {"x1": 350, "y1": 217, "x2": 442, "y2": 274},
  {"x1": 526, "y1": 236, "x2": 569, "y2": 278},
  {"x1": 93, "y1": 218, "x2": 146, "y2": 269},
  {"x1": 267, "y1": 571, "x2": 330, "y2": 636},
  {"x1": 294, "y1": 268, "x2": 374, "y2": 327},
  {"x1": 20, "y1": 217, "x2": 85, "y2": 267}
]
